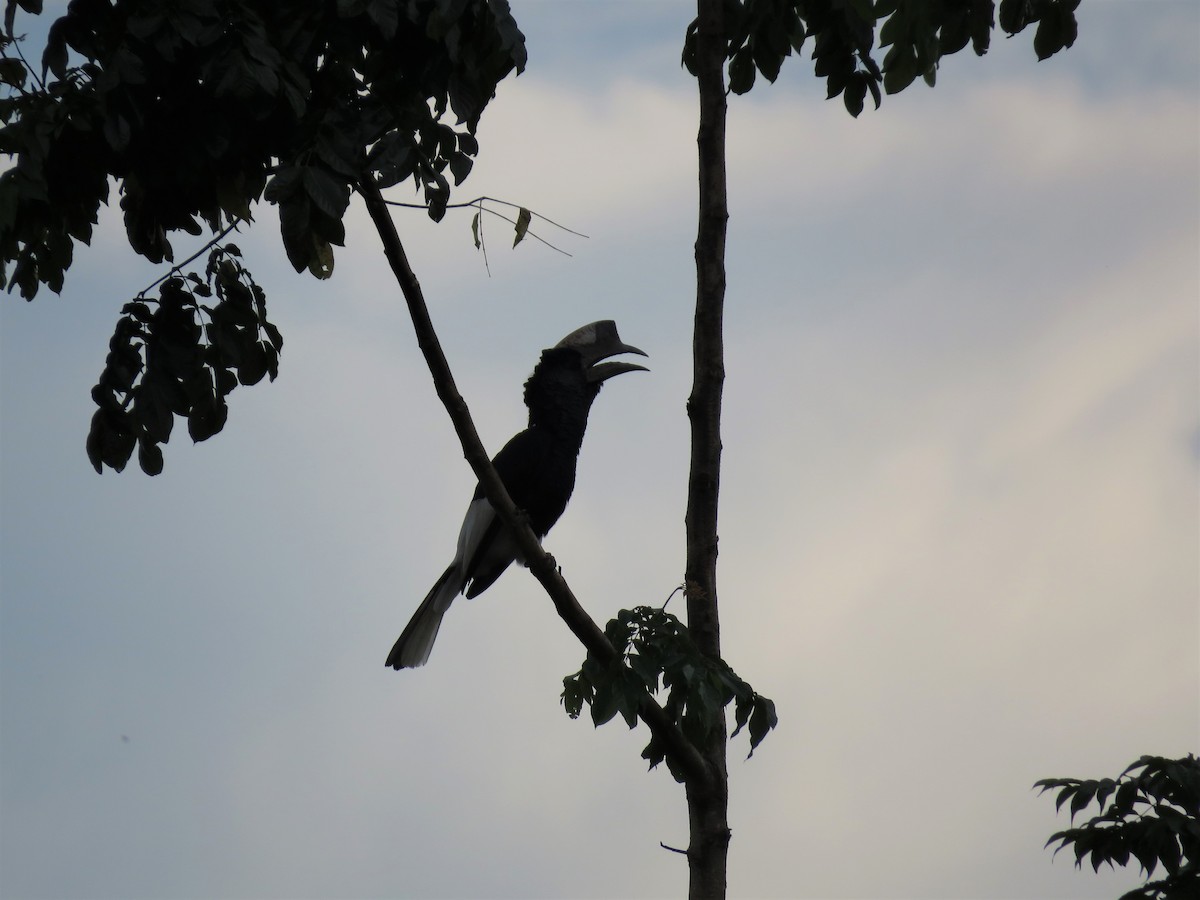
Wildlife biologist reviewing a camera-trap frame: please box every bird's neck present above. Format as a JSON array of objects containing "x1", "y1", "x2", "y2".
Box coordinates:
[{"x1": 527, "y1": 396, "x2": 595, "y2": 451}]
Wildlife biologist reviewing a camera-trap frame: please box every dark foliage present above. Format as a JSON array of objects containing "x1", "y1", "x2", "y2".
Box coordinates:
[
  {"x1": 87, "y1": 244, "x2": 281, "y2": 474},
  {"x1": 0, "y1": 0, "x2": 526, "y2": 296},
  {"x1": 562, "y1": 604, "x2": 777, "y2": 782},
  {"x1": 682, "y1": 0, "x2": 1080, "y2": 117},
  {"x1": 1035, "y1": 754, "x2": 1200, "y2": 899},
  {"x1": 1, "y1": 0, "x2": 524, "y2": 471}
]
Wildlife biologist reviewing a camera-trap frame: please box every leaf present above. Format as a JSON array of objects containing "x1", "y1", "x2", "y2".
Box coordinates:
[
  {"x1": 41, "y1": 18, "x2": 68, "y2": 80},
  {"x1": 1094, "y1": 778, "x2": 1117, "y2": 812},
  {"x1": 262, "y1": 321, "x2": 284, "y2": 353},
  {"x1": 560, "y1": 673, "x2": 586, "y2": 719},
  {"x1": 727, "y1": 47, "x2": 756, "y2": 95},
  {"x1": 590, "y1": 677, "x2": 620, "y2": 727},
  {"x1": 471, "y1": 210, "x2": 481, "y2": 250},
  {"x1": 882, "y1": 45, "x2": 918, "y2": 95},
  {"x1": 236, "y1": 341, "x2": 269, "y2": 386},
  {"x1": 1033, "y1": 14, "x2": 1063, "y2": 61},
  {"x1": 307, "y1": 237, "x2": 335, "y2": 279},
  {"x1": 137, "y1": 438, "x2": 164, "y2": 476},
  {"x1": 0, "y1": 57, "x2": 26, "y2": 88},
  {"x1": 997, "y1": 0, "x2": 1026, "y2": 35},
  {"x1": 747, "y1": 695, "x2": 778, "y2": 756},
  {"x1": 512, "y1": 206, "x2": 531, "y2": 248},
  {"x1": 1070, "y1": 780, "x2": 1098, "y2": 821},
  {"x1": 188, "y1": 393, "x2": 227, "y2": 443},
  {"x1": 1054, "y1": 783, "x2": 1080, "y2": 813},
  {"x1": 843, "y1": 74, "x2": 868, "y2": 117},
  {"x1": 448, "y1": 151, "x2": 473, "y2": 185},
  {"x1": 302, "y1": 165, "x2": 350, "y2": 220},
  {"x1": 730, "y1": 694, "x2": 751, "y2": 739}
]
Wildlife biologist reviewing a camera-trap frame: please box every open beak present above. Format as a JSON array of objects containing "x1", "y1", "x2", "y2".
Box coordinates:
[{"x1": 554, "y1": 320, "x2": 649, "y2": 383}]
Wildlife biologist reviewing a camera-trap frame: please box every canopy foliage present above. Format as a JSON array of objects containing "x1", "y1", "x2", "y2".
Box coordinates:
[
  {"x1": 1036, "y1": 755, "x2": 1200, "y2": 899},
  {"x1": 0, "y1": 0, "x2": 1078, "y2": 476}
]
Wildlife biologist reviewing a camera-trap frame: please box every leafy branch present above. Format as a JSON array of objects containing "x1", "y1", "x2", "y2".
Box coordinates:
[
  {"x1": 563, "y1": 604, "x2": 778, "y2": 783},
  {"x1": 87, "y1": 245, "x2": 281, "y2": 475},
  {"x1": 1035, "y1": 754, "x2": 1200, "y2": 899}
]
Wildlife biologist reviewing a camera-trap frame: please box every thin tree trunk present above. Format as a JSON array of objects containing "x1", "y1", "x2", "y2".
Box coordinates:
[{"x1": 686, "y1": 0, "x2": 730, "y2": 897}]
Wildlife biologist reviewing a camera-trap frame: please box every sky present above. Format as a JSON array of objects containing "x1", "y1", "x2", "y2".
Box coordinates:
[{"x1": 1, "y1": 1, "x2": 1197, "y2": 899}]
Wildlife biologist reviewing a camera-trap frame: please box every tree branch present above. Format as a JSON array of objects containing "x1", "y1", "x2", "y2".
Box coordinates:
[{"x1": 357, "y1": 177, "x2": 713, "y2": 789}]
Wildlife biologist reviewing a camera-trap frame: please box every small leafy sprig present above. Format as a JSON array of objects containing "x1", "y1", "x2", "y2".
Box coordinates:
[
  {"x1": 1035, "y1": 754, "x2": 1199, "y2": 899},
  {"x1": 563, "y1": 604, "x2": 778, "y2": 782}
]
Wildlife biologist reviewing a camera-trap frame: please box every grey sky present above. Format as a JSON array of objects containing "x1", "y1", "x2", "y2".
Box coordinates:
[{"x1": 1, "y1": 2, "x2": 1197, "y2": 898}]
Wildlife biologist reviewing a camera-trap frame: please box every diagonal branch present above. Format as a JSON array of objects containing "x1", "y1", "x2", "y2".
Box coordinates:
[{"x1": 357, "y1": 177, "x2": 713, "y2": 790}]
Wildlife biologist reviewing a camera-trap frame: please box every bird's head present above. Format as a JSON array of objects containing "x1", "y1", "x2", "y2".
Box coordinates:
[
  {"x1": 553, "y1": 320, "x2": 649, "y2": 384},
  {"x1": 523, "y1": 322, "x2": 647, "y2": 431}
]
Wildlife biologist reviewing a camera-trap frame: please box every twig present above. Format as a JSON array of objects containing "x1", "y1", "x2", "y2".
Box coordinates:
[
  {"x1": 381, "y1": 194, "x2": 584, "y2": 257},
  {"x1": 662, "y1": 584, "x2": 684, "y2": 610},
  {"x1": 3, "y1": 30, "x2": 46, "y2": 92},
  {"x1": 660, "y1": 842, "x2": 689, "y2": 855},
  {"x1": 136, "y1": 220, "x2": 242, "y2": 300}
]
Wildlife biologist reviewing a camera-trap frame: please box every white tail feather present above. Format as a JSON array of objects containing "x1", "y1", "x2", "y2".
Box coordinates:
[{"x1": 386, "y1": 565, "x2": 459, "y2": 668}]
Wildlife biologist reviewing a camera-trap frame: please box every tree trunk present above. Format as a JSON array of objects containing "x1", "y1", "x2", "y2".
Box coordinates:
[{"x1": 686, "y1": 0, "x2": 730, "y2": 897}]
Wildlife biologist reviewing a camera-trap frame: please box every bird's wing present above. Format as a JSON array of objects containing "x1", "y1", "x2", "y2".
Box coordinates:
[
  {"x1": 459, "y1": 429, "x2": 553, "y2": 598},
  {"x1": 455, "y1": 495, "x2": 499, "y2": 575}
]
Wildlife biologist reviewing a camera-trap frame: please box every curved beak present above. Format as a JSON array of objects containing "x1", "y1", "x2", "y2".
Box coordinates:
[{"x1": 554, "y1": 320, "x2": 649, "y2": 383}]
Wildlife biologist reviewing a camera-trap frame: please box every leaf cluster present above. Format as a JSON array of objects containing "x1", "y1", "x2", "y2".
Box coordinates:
[
  {"x1": 1034, "y1": 754, "x2": 1200, "y2": 899},
  {"x1": 562, "y1": 605, "x2": 778, "y2": 782},
  {"x1": 682, "y1": 0, "x2": 1080, "y2": 117},
  {"x1": 1, "y1": 0, "x2": 526, "y2": 296},
  {"x1": 87, "y1": 244, "x2": 281, "y2": 475}
]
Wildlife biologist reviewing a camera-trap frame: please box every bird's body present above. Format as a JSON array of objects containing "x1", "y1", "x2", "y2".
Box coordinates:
[{"x1": 387, "y1": 323, "x2": 647, "y2": 669}]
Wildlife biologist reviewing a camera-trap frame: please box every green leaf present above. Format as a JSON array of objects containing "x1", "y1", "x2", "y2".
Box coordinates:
[
  {"x1": 188, "y1": 393, "x2": 228, "y2": 443},
  {"x1": 561, "y1": 673, "x2": 586, "y2": 719},
  {"x1": 1033, "y1": 14, "x2": 1062, "y2": 61},
  {"x1": 512, "y1": 206, "x2": 531, "y2": 248},
  {"x1": 1069, "y1": 780, "x2": 1098, "y2": 821},
  {"x1": 882, "y1": 45, "x2": 918, "y2": 94},
  {"x1": 843, "y1": 74, "x2": 868, "y2": 117},
  {"x1": 262, "y1": 321, "x2": 284, "y2": 353},
  {"x1": 0, "y1": 57, "x2": 26, "y2": 88},
  {"x1": 307, "y1": 238, "x2": 335, "y2": 279},
  {"x1": 137, "y1": 438, "x2": 164, "y2": 476},
  {"x1": 728, "y1": 47, "x2": 756, "y2": 95},
  {"x1": 747, "y1": 695, "x2": 778, "y2": 756},
  {"x1": 879, "y1": 9, "x2": 906, "y2": 49},
  {"x1": 237, "y1": 341, "x2": 269, "y2": 386},
  {"x1": 590, "y1": 677, "x2": 620, "y2": 727},
  {"x1": 302, "y1": 165, "x2": 350, "y2": 220},
  {"x1": 998, "y1": 0, "x2": 1028, "y2": 35}
]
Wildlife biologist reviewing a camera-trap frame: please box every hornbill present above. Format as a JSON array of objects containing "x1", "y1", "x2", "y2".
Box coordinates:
[{"x1": 386, "y1": 321, "x2": 648, "y2": 669}]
